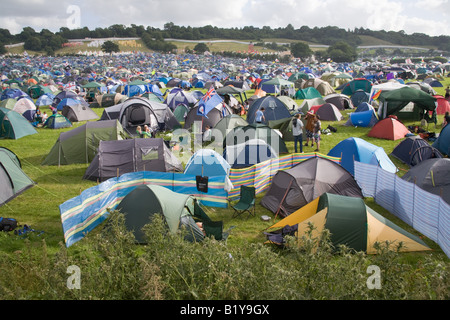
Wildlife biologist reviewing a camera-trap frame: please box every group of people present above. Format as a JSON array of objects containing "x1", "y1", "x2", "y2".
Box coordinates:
[
  {"x1": 33, "y1": 106, "x2": 48, "y2": 127},
  {"x1": 254, "y1": 107, "x2": 322, "y2": 154},
  {"x1": 136, "y1": 125, "x2": 155, "y2": 138},
  {"x1": 292, "y1": 112, "x2": 321, "y2": 153}
]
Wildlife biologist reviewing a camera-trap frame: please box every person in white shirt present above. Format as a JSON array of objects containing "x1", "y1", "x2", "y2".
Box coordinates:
[
  {"x1": 203, "y1": 125, "x2": 212, "y2": 143},
  {"x1": 292, "y1": 113, "x2": 304, "y2": 153}
]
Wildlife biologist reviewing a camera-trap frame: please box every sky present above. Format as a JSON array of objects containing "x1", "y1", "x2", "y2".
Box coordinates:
[{"x1": 1, "y1": 0, "x2": 449, "y2": 37}]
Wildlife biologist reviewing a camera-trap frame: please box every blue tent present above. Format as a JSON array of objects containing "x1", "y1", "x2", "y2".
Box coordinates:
[
  {"x1": 350, "y1": 89, "x2": 370, "y2": 107},
  {"x1": 246, "y1": 96, "x2": 291, "y2": 124},
  {"x1": 223, "y1": 139, "x2": 278, "y2": 168},
  {"x1": 355, "y1": 102, "x2": 374, "y2": 112},
  {"x1": 36, "y1": 93, "x2": 55, "y2": 106},
  {"x1": 56, "y1": 97, "x2": 88, "y2": 111},
  {"x1": 392, "y1": 135, "x2": 442, "y2": 167},
  {"x1": 345, "y1": 109, "x2": 378, "y2": 127},
  {"x1": 328, "y1": 137, "x2": 397, "y2": 176},
  {"x1": 184, "y1": 149, "x2": 230, "y2": 177},
  {"x1": 432, "y1": 123, "x2": 450, "y2": 156}
]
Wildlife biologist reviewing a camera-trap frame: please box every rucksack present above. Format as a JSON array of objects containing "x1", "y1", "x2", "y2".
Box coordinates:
[
  {"x1": 0, "y1": 217, "x2": 18, "y2": 232},
  {"x1": 327, "y1": 125, "x2": 337, "y2": 133}
]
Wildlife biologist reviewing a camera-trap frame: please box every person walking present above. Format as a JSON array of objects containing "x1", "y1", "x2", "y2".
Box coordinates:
[
  {"x1": 292, "y1": 113, "x2": 304, "y2": 153},
  {"x1": 255, "y1": 107, "x2": 266, "y2": 124}
]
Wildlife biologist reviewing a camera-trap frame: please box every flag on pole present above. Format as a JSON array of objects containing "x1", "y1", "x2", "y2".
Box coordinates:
[{"x1": 197, "y1": 87, "x2": 223, "y2": 118}]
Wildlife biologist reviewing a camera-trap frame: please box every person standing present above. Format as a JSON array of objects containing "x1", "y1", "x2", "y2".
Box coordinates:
[
  {"x1": 292, "y1": 113, "x2": 304, "y2": 153},
  {"x1": 255, "y1": 107, "x2": 265, "y2": 124},
  {"x1": 304, "y1": 112, "x2": 315, "y2": 148},
  {"x1": 313, "y1": 115, "x2": 322, "y2": 152},
  {"x1": 443, "y1": 111, "x2": 450, "y2": 127}
]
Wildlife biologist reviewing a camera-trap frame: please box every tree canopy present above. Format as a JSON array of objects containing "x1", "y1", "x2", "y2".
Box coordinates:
[{"x1": 1, "y1": 22, "x2": 449, "y2": 57}]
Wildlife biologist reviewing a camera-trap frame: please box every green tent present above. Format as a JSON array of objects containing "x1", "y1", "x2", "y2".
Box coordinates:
[
  {"x1": 0, "y1": 108, "x2": 38, "y2": 140},
  {"x1": 266, "y1": 193, "x2": 431, "y2": 254},
  {"x1": 295, "y1": 87, "x2": 323, "y2": 100},
  {"x1": 378, "y1": 86, "x2": 437, "y2": 121},
  {"x1": 27, "y1": 85, "x2": 52, "y2": 99},
  {"x1": 268, "y1": 117, "x2": 296, "y2": 141},
  {"x1": 0, "y1": 147, "x2": 35, "y2": 206},
  {"x1": 42, "y1": 120, "x2": 127, "y2": 165},
  {"x1": 116, "y1": 185, "x2": 225, "y2": 243}
]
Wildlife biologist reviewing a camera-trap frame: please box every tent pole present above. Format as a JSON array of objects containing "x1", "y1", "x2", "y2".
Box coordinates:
[{"x1": 275, "y1": 179, "x2": 293, "y2": 220}]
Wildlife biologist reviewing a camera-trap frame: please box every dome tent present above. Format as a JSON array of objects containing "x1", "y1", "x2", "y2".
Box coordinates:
[
  {"x1": 0, "y1": 147, "x2": 35, "y2": 207},
  {"x1": 116, "y1": 185, "x2": 225, "y2": 243},
  {"x1": 328, "y1": 137, "x2": 397, "y2": 176},
  {"x1": 260, "y1": 156, "x2": 363, "y2": 218},
  {"x1": 61, "y1": 104, "x2": 99, "y2": 123},
  {"x1": 213, "y1": 114, "x2": 248, "y2": 139},
  {"x1": 246, "y1": 95, "x2": 291, "y2": 124},
  {"x1": 223, "y1": 138, "x2": 279, "y2": 168},
  {"x1": 184, "y1": 149, "x2": 230, "y2": 177},
  {"x1": 402, "y1": 158, "x2": 450, "y2": 205},
  {"x1": 223, "y1": 123, "x2": 288, "y2": 155},
  {"x1": 432, "y1": 122, "x2": 450, "y2": 156},
  {"x1": 264, "y1": 193, "x2": 431, "y2": 254},
  {"x1": 391, "y1": 135, "x2": 442, "y2": 167},
  {"x1": 368, "y1": 117, "x2": 410, "y2": 140},
  {"x1": 314, "y1": 103, "x2": 344, "y2": 121},
  {"x1": 0, "y1": 108, "x2": 37, "y2": 140},
  {"x1": 43, "y1": 113, "x2": 72, "y2": 129}
]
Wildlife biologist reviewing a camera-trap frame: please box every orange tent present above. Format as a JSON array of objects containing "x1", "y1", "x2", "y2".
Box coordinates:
[{"x1": 368, "y1": 117, "x2": 410, "y2": 140}]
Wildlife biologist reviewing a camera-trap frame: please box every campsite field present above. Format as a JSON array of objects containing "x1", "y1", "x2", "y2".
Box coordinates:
[{"x1": 0, "y1": 78, "x2": 449, "y2": 300}]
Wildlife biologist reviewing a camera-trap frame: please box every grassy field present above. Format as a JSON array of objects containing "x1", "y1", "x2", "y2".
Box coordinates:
[{"x1": 0, "y1": 77, "x2": 449, "y2": 299}]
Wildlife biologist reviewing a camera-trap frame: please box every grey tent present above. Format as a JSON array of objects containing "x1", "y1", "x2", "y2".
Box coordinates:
[
  {"x1": 83, "y1": 138, "x2": 183, "y2": 182},
  {"x1": 324, "y1": 93, "x2": 354, "y2": 110},
  {"x1": 213, "y1": 114, "x2": 248, "y2": 138},
  {"x1": 260, "y1": 156, "x2": 363, "y2": 218},
  {"x1": 402, "y1": 158, "x2": 450, "y2": 205},
  {"x1": 0, "y1": 147, "x2": 35, "y2": 206},
  {"x1": 315, "y1": 103, "x2": 344, "y2": 121},
  {"x1": 118, "y1": 97, "x2": 160, "y2": 135},
  {"x1": 184, "y1": 105, "x2": 230, "y2": 132},
  {"x1": 100, "y1": 97, "x2": 160, "y2": 135},
  {"x1": 61, "y1": 104, "x2": 99, "y2": 122},
  {"x1": 147, "y1": 100, "x2": 181, "y2": 131}
]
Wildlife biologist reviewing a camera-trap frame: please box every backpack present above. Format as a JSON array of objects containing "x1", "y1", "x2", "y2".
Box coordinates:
[
  {"x1": 0, "y1": 217, "x2": 18, "y2": 232},
  {"x1": 327, "y1": 125, "x2": 337, "y2": 133}
]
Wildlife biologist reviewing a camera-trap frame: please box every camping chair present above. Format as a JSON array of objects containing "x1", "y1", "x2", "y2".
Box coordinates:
[{"x1": 231, "y1": 185, "x2": 256, "y2": 219}]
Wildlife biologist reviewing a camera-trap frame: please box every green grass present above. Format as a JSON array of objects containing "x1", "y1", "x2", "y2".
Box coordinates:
[{"x1": 0, "y1": 78, "x2": 449, "y2": 299}]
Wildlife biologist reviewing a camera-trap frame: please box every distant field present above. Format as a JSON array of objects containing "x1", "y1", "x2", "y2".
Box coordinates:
[{"x1": 5, "y1": 35, "x2": 435, "y2": 56}]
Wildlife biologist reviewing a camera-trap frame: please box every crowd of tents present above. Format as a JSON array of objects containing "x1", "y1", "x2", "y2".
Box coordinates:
[{"x1": 1, "y1": 50, "x2": 449, "y2": 255}]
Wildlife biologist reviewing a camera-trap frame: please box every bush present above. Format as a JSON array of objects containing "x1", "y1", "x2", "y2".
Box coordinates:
[{"x1": 0, "y1": 212, "x2": 448, "y2": 300}]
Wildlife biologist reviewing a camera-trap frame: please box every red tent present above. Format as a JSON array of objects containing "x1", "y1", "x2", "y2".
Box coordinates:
[
  {"x1": 433, "y1": 95, "x2": 450, "y2": 115},
  {"x1": 368, "y1": 117, "x2": 410, "y2": 140}
]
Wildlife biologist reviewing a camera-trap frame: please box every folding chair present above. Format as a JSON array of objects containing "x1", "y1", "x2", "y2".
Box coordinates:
[{"x1": 231, "y1": 185, "x2": 256, "y2": 219}]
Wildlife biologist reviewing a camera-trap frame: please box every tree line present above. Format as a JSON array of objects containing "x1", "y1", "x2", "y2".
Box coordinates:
[{"x1": 0, "y1": 22, "x2": 449, "y2": 56}]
